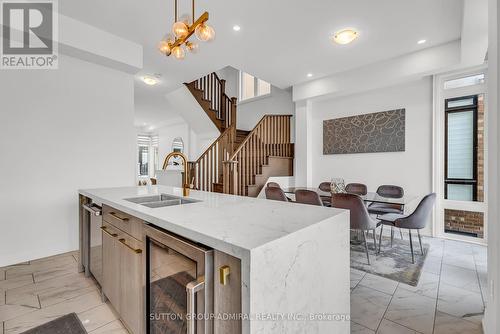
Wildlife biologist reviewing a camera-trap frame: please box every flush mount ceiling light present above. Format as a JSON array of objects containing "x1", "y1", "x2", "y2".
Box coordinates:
[
  {"x1": 307, "y1": 73, "x2": 313, "y2": 78},
  {"x1": 233, "y1": 25, "x2": 241, "y2": 31},
  {"x1": 158, "y1": 0, "x2": 215, "y2": 60},
  {"x1": 142, "y1": 74, "x2": 161, "y2": 86},
  {"x1": 417, "y1": 39, "x2": 427, "y2": 45},
  {"x1": 331, "y1": 28, "x2": 359, "y2": 45}
]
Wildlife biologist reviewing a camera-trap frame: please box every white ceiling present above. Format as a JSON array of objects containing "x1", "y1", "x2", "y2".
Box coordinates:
[{"x1": 58, "y1": 0, "x2": 464, "y2": 127}]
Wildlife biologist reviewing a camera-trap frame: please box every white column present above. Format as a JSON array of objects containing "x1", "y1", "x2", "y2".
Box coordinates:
[
  {"x1": 188, "y1": 127, "x2": 197, "y2": 160},
  {"x1": 485, "y1": 0, "x2": 499, "y2": 332},
  {"x1": 294, "y1": 100, "x2": 313, "y2": 187}
]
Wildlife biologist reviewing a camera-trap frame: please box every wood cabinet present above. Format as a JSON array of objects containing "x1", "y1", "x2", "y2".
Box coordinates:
[
  {"x1": 103, "y1": 205, "x2": 144, "y2": 240},
  {"x1": 214, "y1": 251, "x2": 242, "y2": 334},
  {"x1": 101, "y1": 206, "x2": 144, "y2": 334},
  {"x1": 102, "y1": 223, "x2": 121, "y2": 311},
  {"x1": 118, "y1": 234, "x2": 144, "y2": 334},
  {"x1": 100, "y1": 205, "x2": 242, "y2": 334}
]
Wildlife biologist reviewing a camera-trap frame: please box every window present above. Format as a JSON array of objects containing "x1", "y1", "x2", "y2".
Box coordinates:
[
  {"x1": 137, "y1": 135, "x2": 159, "y2": 177},
  {"x1": 444, "y1": 73, "x2": 485, "y2": 90},
  {"x1": 444, "y1": 96, "x2": 478, "y2": 201},
  {"x1": 239, "y1": 71, "x2": 271, "y2": 101}
]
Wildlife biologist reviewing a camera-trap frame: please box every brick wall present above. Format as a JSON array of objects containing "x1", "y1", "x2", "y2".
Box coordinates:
[
  {"x1": 477, "y1": 94, "x2": 485, "y2": 202},
  {"x1": 444, "y1": 209, "x2": 484, "y2": 238}
]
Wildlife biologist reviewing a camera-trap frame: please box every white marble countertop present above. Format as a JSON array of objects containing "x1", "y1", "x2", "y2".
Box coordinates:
[{"x1": 79, "y1": 185, "x2": 347, "y2": 259}]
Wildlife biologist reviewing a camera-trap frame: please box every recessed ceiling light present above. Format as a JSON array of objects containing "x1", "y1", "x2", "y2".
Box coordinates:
[
  {"x1": 332, "y1": 28, "x2": 359, "y2": 45},
  {"x1": 142, "y1": 75, "x2": 160, "y2": 86},
  {"x1": 417, "y1": 39, "x2": 427, "y2": 45},
  {"x1": 233, "y1": 25, "x2": 241, "y2": 31},
  {"x1": 307, "y1": 73, "x2": 313, "y2": 78}
]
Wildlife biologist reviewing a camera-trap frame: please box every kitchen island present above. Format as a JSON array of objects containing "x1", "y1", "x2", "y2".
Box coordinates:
[{"x1": 79, "y1": 185, "x2": 350, "y2": 334}]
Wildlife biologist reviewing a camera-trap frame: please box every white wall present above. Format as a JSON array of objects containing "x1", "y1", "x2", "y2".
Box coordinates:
[
  {"x1": 158, "y1": 121, "x2": 191, "y2": 166},
  {"x1": 216, "y1": 67, "x2": 239, "y2": 98},
  {"x1": 238, "y1": 87, "x2": 295, "y2": 135},
  {"x1": 0, "y1": 55, "x2": 136, "y2": 267},
  {"x1": 156, "y1": 120, "x2": 219, "y2": 168},
  {"x1": 309, "y1": 78, "x2": 433, "y2": 233},
  {"x1": 485, "y1": 0, "x2": 499, "y2": 331}
]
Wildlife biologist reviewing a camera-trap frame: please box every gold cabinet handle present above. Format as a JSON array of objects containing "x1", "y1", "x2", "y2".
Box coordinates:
[
  {"x1": 219, "y1": 265, "x2": 230, "y2": 285},
  {"x1": 118, "y1": 238, "x2": 142, "y2": 254},
  {"x1": 100, "y1": 226, "x2": 118, "y2": 237},
  {"x1": 109, "y1": 212, "x2": 129, "y2": 222}
]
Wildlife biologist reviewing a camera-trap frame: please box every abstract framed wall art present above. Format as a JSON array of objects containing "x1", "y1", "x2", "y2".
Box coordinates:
[{"x1": 323, "y1": 109, "x2": 405, "y2": 154}]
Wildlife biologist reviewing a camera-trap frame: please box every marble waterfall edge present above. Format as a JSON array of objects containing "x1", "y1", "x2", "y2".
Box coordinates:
[{"x1": 78, "y1": 186, "x2": 351, "y2": 334}]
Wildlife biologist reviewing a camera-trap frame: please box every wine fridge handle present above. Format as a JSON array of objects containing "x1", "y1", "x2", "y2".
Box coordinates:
[{"x1": 186, "y1": 278, "x2": 205, "y2": 334}]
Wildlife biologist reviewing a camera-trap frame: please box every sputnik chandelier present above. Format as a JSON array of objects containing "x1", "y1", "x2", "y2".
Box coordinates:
[{"x1": 158, "y1": 0, "x2": 215, "y2": 60}]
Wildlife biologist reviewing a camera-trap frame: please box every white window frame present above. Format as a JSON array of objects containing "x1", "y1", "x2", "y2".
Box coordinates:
[
  {"x1": 433, "y1": 65, "x2": 488, "y2": 245},
  {"x1": 238, "y1": 71, "x2": 272, "y2": 104},
  {"x1": 137, "y1": 134, "x2": 159, "y2": 180}
]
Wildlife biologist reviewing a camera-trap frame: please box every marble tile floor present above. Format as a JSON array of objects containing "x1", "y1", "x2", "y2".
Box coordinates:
[
  {"x1": 0, "y1": 236, "x2": 487, "y2": 334},
  {"x1": 0, "y1": 252, "x2": 128, "y2": 334},
  {"x1": 351, "y1": 236, "x2": 487, "y2": 334}
]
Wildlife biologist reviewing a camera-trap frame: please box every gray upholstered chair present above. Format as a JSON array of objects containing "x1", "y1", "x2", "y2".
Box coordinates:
[
  {"x1": 346, "y1": 183, "x2": 368, "y2": 196},
  {"x1": 265, "y1": 187, "x2": 289, "y2": 202},
  {"x1": 368, "y1": 185, "x2": 405, "y2": 241},
  {"x1": 378, "y1": 193, "x2": 436, "y2": 263},
  {"x1": 319, "y1": 182, "x2": 331, "y2": 192},
  {"x1": 318, "y1": 182, "x2": 332, "y2": 206},
  {"x1": 368, "y1": 185, "x2": 405, "y2": 215},
  {"x1": 295, "y1": 189, "x2": 323, "y2": 206},
  {"x1": 332, "y1": 193, "x2": 380, "y2": 264},
  {"x1": 266, "y1": 182, "x2": 293, "y2": 201}
]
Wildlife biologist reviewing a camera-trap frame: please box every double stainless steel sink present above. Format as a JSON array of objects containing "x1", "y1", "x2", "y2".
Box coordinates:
[{"x1": 124, "y1": 193, "x2": 201, "y2": 208}]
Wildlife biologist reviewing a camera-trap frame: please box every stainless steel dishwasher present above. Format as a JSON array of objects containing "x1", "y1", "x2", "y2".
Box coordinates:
[{"x1": 83, "y1": 203, "x2": 103, "y2": 285}]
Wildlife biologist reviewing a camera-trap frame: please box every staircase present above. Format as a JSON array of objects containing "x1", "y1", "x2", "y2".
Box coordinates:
[
  {"x1": 185, "y1": 72, "x2": 236, "y2": 132},
  {"x1": 185, "y1": 72, "x2": 294, "y2": 197}
]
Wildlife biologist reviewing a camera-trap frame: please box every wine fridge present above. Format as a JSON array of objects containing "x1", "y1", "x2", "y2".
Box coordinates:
[{"x1": 145, "y1": 225, "x2": 214, "y2": 334}]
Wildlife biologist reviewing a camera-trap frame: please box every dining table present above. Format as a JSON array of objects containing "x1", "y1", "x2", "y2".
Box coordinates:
[
  {"x1": 283, "y1": 187, "x2": 417, "y2": 245},
  {"x1": 282, "y1": 187, "x2": 416, "y2": 208}
]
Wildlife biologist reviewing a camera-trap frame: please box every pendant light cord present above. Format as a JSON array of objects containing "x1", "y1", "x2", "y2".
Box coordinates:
[
  {"x1": 192, "y1": 0, "x2": 195, "y2": 24},
  {"x1": 174, "y1": 0, "x2": 177, "y2": 22}
]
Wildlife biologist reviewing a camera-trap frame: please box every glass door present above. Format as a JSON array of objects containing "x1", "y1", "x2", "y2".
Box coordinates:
[
  {"x1": 149, "y1": 239, "x2": 197, "y2": 333},
  {"x1": 145, "y1": 225, "x2": 213, "y2": 334}
]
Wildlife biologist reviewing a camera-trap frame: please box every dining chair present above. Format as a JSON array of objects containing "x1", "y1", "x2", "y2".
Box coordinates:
[
  {"x1": 345, "y1": 183, "x2": 368, "y2": 196},
  {"x1": 266, "y1": 182, "x2": 293, "y2": 201},
  {"x1": 265, "y1": 186, "x2": 289, "y2": 202},
  {"x1": 378, "y1": 193, "x2": 436, "y2": 263},
  {"x1": 332, "y1": 193, "x2": 380, "y2": 264},
  {"x1": 368, "y1": 185, "x2": 405, "y2": 214},
  {"x1": 368, "y1": 185, "x2": 405, "y2": 241},
  {"x1": 318, "y1": 182, "x2": 332, "y2": 206},
  {"x1": 295, "y1": 189, "x2": 323, "y2": 206},
  {"x1": 318, "y1": 182, "x2": 331, "y2": 192}
]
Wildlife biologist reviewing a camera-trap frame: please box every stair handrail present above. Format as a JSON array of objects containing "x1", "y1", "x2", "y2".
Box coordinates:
[
  {"x1": 193, "y1": 126, "x2": 235, "y2": 165},
  {"x1": 228, "y1": 114, "x2": 293, "y2": 161},
  {"x1": 188, "y1": 125, "x2": 236, "y2": 191},
  {"x1": 189, "y1": 72, "x2": 237, "y2": 129},
  {"x1": 224, "y1": 114, "x2": 293, "y2": 195}
]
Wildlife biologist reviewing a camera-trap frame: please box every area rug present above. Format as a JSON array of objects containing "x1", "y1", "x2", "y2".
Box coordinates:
[
  {"x1": 350, "y1": 236, "x2": 429, "y2": 286},
  {"x1": 21, "y1": 313, "x2": 87, "y2": 334}
]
